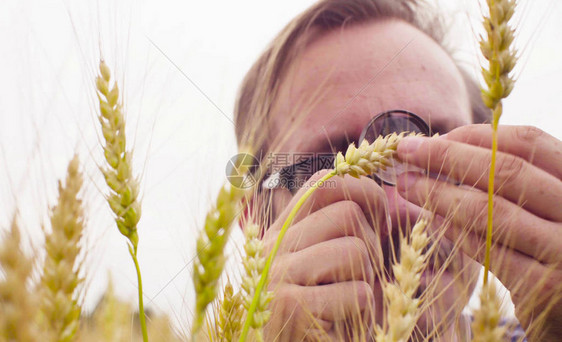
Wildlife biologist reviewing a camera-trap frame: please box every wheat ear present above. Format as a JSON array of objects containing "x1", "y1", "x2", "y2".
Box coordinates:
[
  {"x1": 480, "y1": 0, "x2": 517, "y2": 285},
  {"x1": 471, "y1": 281, "x2": 506, "y2": 342},
  {"x1": 40, "y1": 154, "x2": 85, "y2": 342},
  {"x1": 241, "y1": 223, "x2": 272, "y2": 342},
  {"x1": 240, "y1": 133, "x2": 413, "y2": 342},
  {"x1": 375, "y1": 219, "x2": 430, "y2": 342},
  {"x1": 334, "y1": 132, "x2": 416, "y2": 178},
  {"x1": 95, "y1": 60, "x2": 148, "y2": 341},
  {"x1": 192, "y1": 183, "x2": 245, "y2": 338},
  {"x1": 480, "y1": 0, "x2": 517, "y2": 111},
  {"x1": 217, "y1": 282, "x2": 244, "y2": 342},
  {"x1": 0, "y1": 217, "x2": 38, "y2": 342}
]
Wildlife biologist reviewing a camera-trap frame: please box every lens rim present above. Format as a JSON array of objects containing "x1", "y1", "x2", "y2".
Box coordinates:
[
  {"x1": 359, "y1": 109, "x2": 430, "y2": 142},
  {"x1": 358, "y1": 110, "x2": 430, "y2": 186}
]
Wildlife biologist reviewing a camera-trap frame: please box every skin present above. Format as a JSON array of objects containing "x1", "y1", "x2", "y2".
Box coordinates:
[{"x1": 257, "y1": 20, "x2": 562, "y2": 341}]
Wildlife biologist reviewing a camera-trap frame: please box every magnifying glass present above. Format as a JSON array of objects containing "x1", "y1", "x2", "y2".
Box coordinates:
[
  {"x1": 261, "y1": 109, "x2": 431, "y2": 192},
  {"x1": 359, "y1": 110, "x2": 430, "y2": 186}
]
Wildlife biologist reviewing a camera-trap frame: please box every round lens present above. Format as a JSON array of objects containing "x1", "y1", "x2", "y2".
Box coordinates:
[{"x1": 358, "y1": 110, "x2": 429, "y2": 185}]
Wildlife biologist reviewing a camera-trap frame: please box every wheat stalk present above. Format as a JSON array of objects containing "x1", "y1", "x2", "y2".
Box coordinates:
[
  {"x1": 217, "y1": 282, "x2": 244, "y2": 342},
  {"x1": 240, "y1": 223, "x2": 272, "y2": 342},
  {"x1": 191, "y1": 183, "x2": 246, "y2": 339},
  {"x1": 0, "y1": 216, "x2": 38, "y2": 342},
  {"x1": 40, "y1": 154, "x2": 85, "y2": 342},
  {"x1": 95, "y1": 59, "x2": 148, "y2": 341},
  {"x1": 375, "y1": 219, "x2": 430, "y2": 342},
  {"x1": 240, "y1": 133, "x2": 413, "y2": 342}
]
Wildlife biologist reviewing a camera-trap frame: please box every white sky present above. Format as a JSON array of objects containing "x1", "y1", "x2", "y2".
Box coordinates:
[{"x1": 0, "y1": 0, "x2": 560, "y2": 332}]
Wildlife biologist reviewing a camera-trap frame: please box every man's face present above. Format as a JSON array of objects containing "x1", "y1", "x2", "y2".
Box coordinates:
[{"x1": 267, "y1": 20, "x2": 479, "y2": 334}]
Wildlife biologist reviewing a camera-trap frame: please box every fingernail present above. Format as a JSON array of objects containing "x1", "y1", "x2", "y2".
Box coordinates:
[
  {"x1": 396, "y1": 172, "x2": 421, "y2": 192},
  {"x1": 397, "y1": 137, "x2": 423, "y2": 156}
]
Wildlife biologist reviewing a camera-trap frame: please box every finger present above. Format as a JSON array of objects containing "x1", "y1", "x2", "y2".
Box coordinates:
[
  {"x1": 444, "y1": 224, "x2": 562, "y2": 329},
  {"x1": 396, "y1": 135, "x2": 562, "y2": 221},
  {"x1": 270, "y1": 200, "x2": 380, "y2": 256},
  {"x1": 301, "y1": 324, "x2": 337, "y2": 342},
  {"x1": 271, "y1": 170, "x2": 389, "y2": 235},
  {"x1": 268, "y1": 282, "x2": 374, "y2": 341},
  {"x1": 397, "y1": 173, "x2": 561, "y2": 263},
  {"x1": 444, "y1": 124, "x2": 562, "y2": 180},
  {"x1": 274, "y1": 281, "x2": 375, "y2": 322},
  {"x1": 272, "y1": 236, "x2": 375, "y2": 286},
  {"x1": 264, "y1": 294, "x2": 333, "y2": 342}
]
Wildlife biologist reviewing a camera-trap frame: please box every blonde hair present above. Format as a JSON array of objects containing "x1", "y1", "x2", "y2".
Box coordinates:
[{"x1": 234, "y1": 0, "x2": 489, "y2": 156}]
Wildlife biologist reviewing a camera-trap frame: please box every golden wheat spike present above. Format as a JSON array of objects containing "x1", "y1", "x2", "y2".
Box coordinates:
[
  {"x1": 0, "y1": 216, "x2": 38, "y2": 342},
  {"x1": 40, "y1": 155, "x2": 85, "y2": 342},
  {"x1": 95, "y1": 59, "x2": 148, "y2": 341},
  {"x1": 375, "y1": 219, "x2": 430, "y2": 342},
  {"x1": 218, "y1": 282, "x2": 244, "y2": 341}
]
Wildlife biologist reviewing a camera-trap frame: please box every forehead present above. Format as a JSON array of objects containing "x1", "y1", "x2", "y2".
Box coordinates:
[{"x1": 270, "y1": 20, "x2": 471, "y2": 154}]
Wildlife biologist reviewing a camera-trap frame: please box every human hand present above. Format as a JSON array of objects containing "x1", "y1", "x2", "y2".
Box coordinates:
[
  {"x1": 261, "y1": 170, "x2": 388, "y2": 341},
  {"x1": 395, "y1": 124, "x2": 562, "y2": 341}
]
